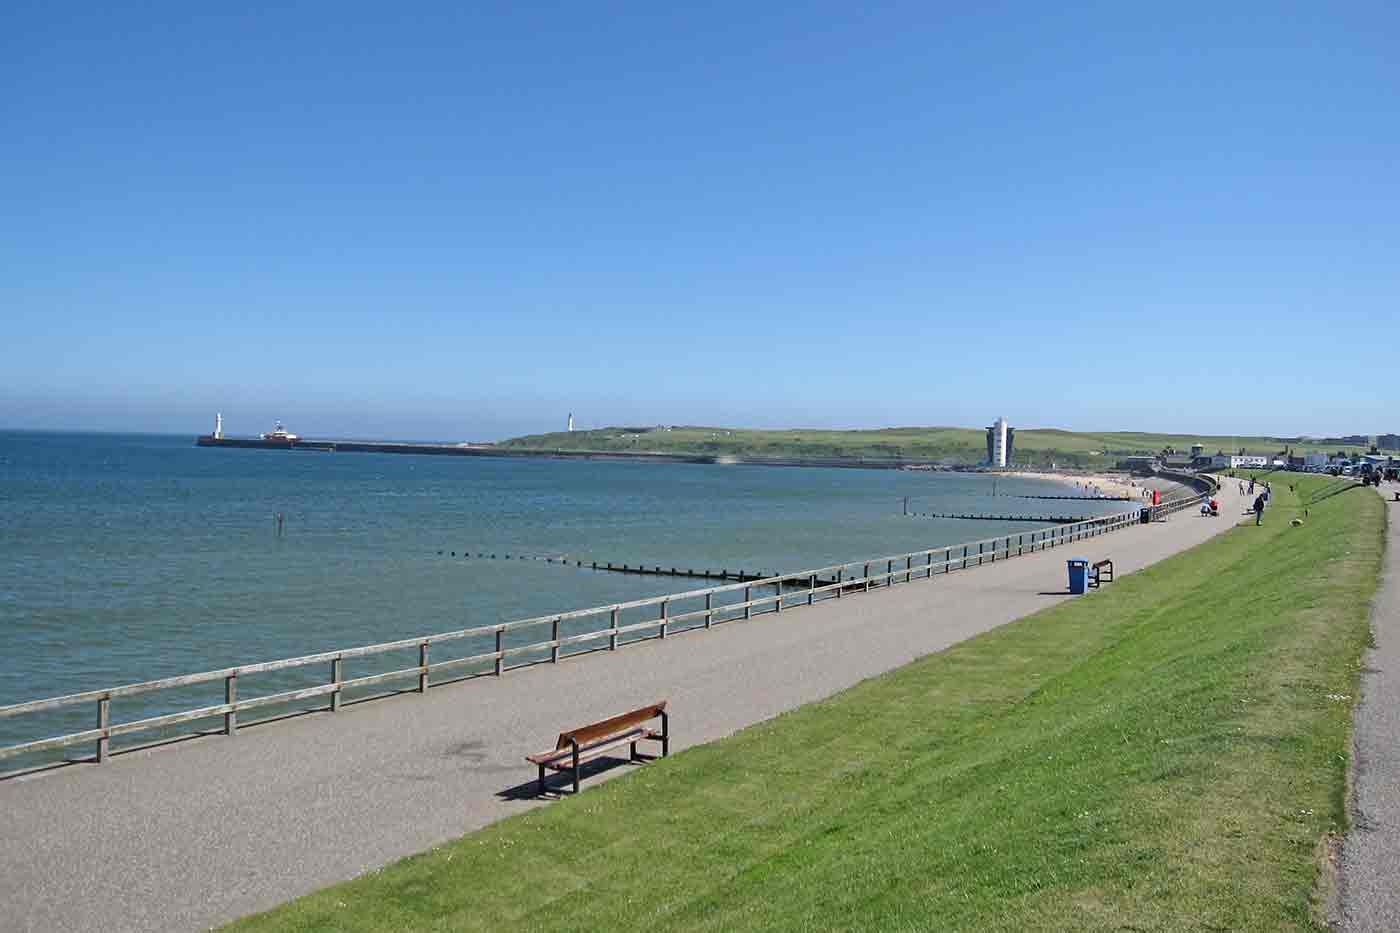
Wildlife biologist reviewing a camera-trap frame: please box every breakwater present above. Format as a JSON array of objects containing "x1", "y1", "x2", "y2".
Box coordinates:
[
  {"x1": 910, "y1": 512, "x2": 1089, "y2": 523},
  {"x1": 198, "y1": 435, "x2": 712, "y2": 465},
  {"x1": 435, "y1": 550, "x2": 783, "y2": 584}
]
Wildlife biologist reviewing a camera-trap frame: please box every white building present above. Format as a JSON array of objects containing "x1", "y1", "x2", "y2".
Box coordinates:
[{"x1": 985, "y1": 417, "x2": 1013, "y2": 468}]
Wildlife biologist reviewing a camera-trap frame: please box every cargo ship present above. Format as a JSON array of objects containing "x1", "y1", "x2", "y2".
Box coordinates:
[{"x1": 259, "y1": 421, "x2": 299, "y2": 443}]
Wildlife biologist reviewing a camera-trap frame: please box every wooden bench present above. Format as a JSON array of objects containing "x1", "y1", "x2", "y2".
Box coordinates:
[
  {"x1": 1089, "y1": 559, "x2": 1114, "y2": 588},
  {"x1": 526, "y1": 701, "x2": 669, "y2": 796}
]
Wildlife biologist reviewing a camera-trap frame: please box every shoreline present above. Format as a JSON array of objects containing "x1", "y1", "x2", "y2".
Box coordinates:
[{"x1": 1003, "y1": 469, "x2": 1155, "y2": 501}]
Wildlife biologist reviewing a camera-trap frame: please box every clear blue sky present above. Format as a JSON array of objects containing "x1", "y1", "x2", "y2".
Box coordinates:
[{"x1": 3, "y1": 2, "x2": 1397, "y2": 440}]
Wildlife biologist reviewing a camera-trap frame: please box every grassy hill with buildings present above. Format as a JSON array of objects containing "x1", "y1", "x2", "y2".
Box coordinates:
[{"x1": 497, "y1": 425, "x2": 1363, "y2": 469}]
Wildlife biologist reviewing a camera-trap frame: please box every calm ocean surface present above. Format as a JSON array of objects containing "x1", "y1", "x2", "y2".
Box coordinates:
[{"x1": 0, "y1": 431, "x2": 1136, "y2": 765}]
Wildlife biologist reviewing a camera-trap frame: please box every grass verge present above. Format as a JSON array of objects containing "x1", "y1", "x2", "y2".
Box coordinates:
[{"x1": 227, "y1": 475, "x2": 1383, "y2": 932}]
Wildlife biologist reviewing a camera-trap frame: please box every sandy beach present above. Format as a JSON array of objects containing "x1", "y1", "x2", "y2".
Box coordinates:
[{"x1": 1004, "y1": 469, "x2": 1162, "y2": 501}]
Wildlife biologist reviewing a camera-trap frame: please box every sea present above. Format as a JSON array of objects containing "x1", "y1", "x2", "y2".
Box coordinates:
[{"x1": 0, "y1": 431, "x2": 1138, "y2": 768}]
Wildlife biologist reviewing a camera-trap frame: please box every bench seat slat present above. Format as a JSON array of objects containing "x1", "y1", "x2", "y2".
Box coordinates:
[{"x1": 526, "y1": 727, "x2": 662, "y2": 767}]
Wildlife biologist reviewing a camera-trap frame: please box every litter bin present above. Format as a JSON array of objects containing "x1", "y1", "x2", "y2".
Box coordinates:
[
  {"x1": 1140, "y1": 507, "x2": 1153, "y2": 525},
  {"x1": 1067, "y1": 558, "x2": 1091, "y2": 595}
]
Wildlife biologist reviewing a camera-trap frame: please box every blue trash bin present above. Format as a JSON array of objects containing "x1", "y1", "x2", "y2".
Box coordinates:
[{"x1": 1067, "y1": 558, "x2": 1090, "y2": 594}]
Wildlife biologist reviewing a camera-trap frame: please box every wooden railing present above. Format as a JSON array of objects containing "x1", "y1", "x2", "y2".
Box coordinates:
[{"x1": 0, "y1": 481, "x2": 1215, "y2": 767}]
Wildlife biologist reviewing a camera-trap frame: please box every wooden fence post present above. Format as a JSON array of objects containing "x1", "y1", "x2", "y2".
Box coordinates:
[
  {"x1": 419, "y1": 643, "x2": 429, "y2": 693},
  {"x1": 551, "y1": 618, "x2": 560, "y2": 662},
  {"x1": 660, "y1": 600, "x2": 669, "y2": 637},
  {"x1": 864, "y1": 564, "x2": 871, "y2": 592},
  {"x1": 494, "y1": 628, "x2": 504, "y2": 676},
  {"x1": 225, "y1": 674, "x2": 237, "y2": 735},
  {"x1": 704, "y1": 592, "x2": 713, "y2": 628},
  {"x1": 96, "y1": 696, "x2": 109, "y2": 763},
  {"x1": 331, "y1": 658, "x2": 343, "y2": 712},
  {"x1": 836, "y1": 568, "x2": 844, "y2": 597},
  {"x1": 809, "y1": 574, "x2": 816, "y2": 606},
  {"x1": 610, "y1": 609, "x2": 619, "y2": 650},
  {"x1": 744, "y1": 586, "x2": 752, "y2": 620}
]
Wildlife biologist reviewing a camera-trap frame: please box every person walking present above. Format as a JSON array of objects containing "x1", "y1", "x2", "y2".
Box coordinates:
[{"x1": 1253, "y1": 493, "x2": 1266, "y2": 525}]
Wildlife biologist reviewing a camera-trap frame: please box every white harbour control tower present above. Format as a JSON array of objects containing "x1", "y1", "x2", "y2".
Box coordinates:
[{"x1": 985, "y1": 417, "x2": 1014, "y2": 468}]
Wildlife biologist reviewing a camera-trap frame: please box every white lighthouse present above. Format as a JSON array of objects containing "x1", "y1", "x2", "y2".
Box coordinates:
[
  {"x1": 214, "y1": 412, "x2": 224, "y2": 439},
  {"x1": 567, "y1": 413, "x2": 574, "y2": 432}
]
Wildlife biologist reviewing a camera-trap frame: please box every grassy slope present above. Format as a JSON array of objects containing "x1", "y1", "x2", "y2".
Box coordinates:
[
  {"x1": 497, "y1": 425, "x2": 1350, "y2": 468},
  {"x1": 227, "y1": 475, "x2": 1384, "y2": 932}
]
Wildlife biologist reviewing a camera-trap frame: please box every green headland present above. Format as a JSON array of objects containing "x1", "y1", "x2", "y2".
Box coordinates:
[{"x1": 498, "y1": 425, "x2": 1360, "y2": 469}]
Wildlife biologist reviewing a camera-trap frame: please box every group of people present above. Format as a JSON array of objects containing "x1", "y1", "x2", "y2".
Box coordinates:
[{"x1": 1220, "y1": 477, "x2": 1272, "y2": 524}]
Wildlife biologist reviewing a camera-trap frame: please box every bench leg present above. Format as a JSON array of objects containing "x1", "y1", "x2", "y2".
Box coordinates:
[
  {"x1": 572, "y1": 743, "x2": 581, "y2": 794},
  {"x1": 537, "y1": 764, "x2": 546, "y2": 797},
  {"x1": 661, "y1": 710, "x2": 670, "y2": 757},
  {"x1": 630, "y1": 740, "x2": 638, "y2": 761}
]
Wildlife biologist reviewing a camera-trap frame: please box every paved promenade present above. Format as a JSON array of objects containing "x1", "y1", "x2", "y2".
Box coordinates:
[
  {"x1": 1338, "y1": 485, "x2": 1400, "y2": 931},
  {"x1": 0, "y1": 481, "x2": 1243, "y2": 932}
]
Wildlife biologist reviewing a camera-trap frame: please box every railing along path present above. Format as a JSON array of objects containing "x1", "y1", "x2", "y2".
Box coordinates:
[{"x1": 0, "y1": 480, "x2": 1215, "y2": 766}]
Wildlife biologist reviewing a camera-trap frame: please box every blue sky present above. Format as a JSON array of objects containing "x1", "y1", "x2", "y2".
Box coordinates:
[{"x1": 3, "y1": 2, "x2": 1397, "y2": 440}]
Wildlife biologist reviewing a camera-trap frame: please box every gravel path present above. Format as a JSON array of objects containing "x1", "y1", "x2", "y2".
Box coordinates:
[
  {"x1": 1337, "y1": 485, "x2": 1400, "y2": 931},
  {"x1": 0, "y1": 480, "x2": 1240, "y2": 933}
]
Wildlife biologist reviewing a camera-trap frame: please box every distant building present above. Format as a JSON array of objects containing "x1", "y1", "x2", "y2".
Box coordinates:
[
  {"x1": 1119, "y1": 455, "x2": 1161, "y2": 472},
  {"x1": 1379, "y1": 433, "x2": 1400, "y2": 450},
  {"x1": 985, "y1": 417, "x2": 1014, "y2": 468}
]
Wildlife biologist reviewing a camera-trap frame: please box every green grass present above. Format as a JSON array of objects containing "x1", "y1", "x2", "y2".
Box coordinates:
[
  {"x1": 497, "y1": 425, "x2": 1354, "y2": 469},
  {"x1": 227, "y1": 475, "x2": 1384, "y2": 932}
]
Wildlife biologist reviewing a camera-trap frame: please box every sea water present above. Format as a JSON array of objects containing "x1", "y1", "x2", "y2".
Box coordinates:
[{"x1": 0, "y1": 431, "x2": 1134, "y2": 765}]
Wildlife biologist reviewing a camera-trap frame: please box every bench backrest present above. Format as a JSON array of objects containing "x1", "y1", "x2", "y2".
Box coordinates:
[{"x1": 556, "y1": 701, "x2": 667, "y2": 750}]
